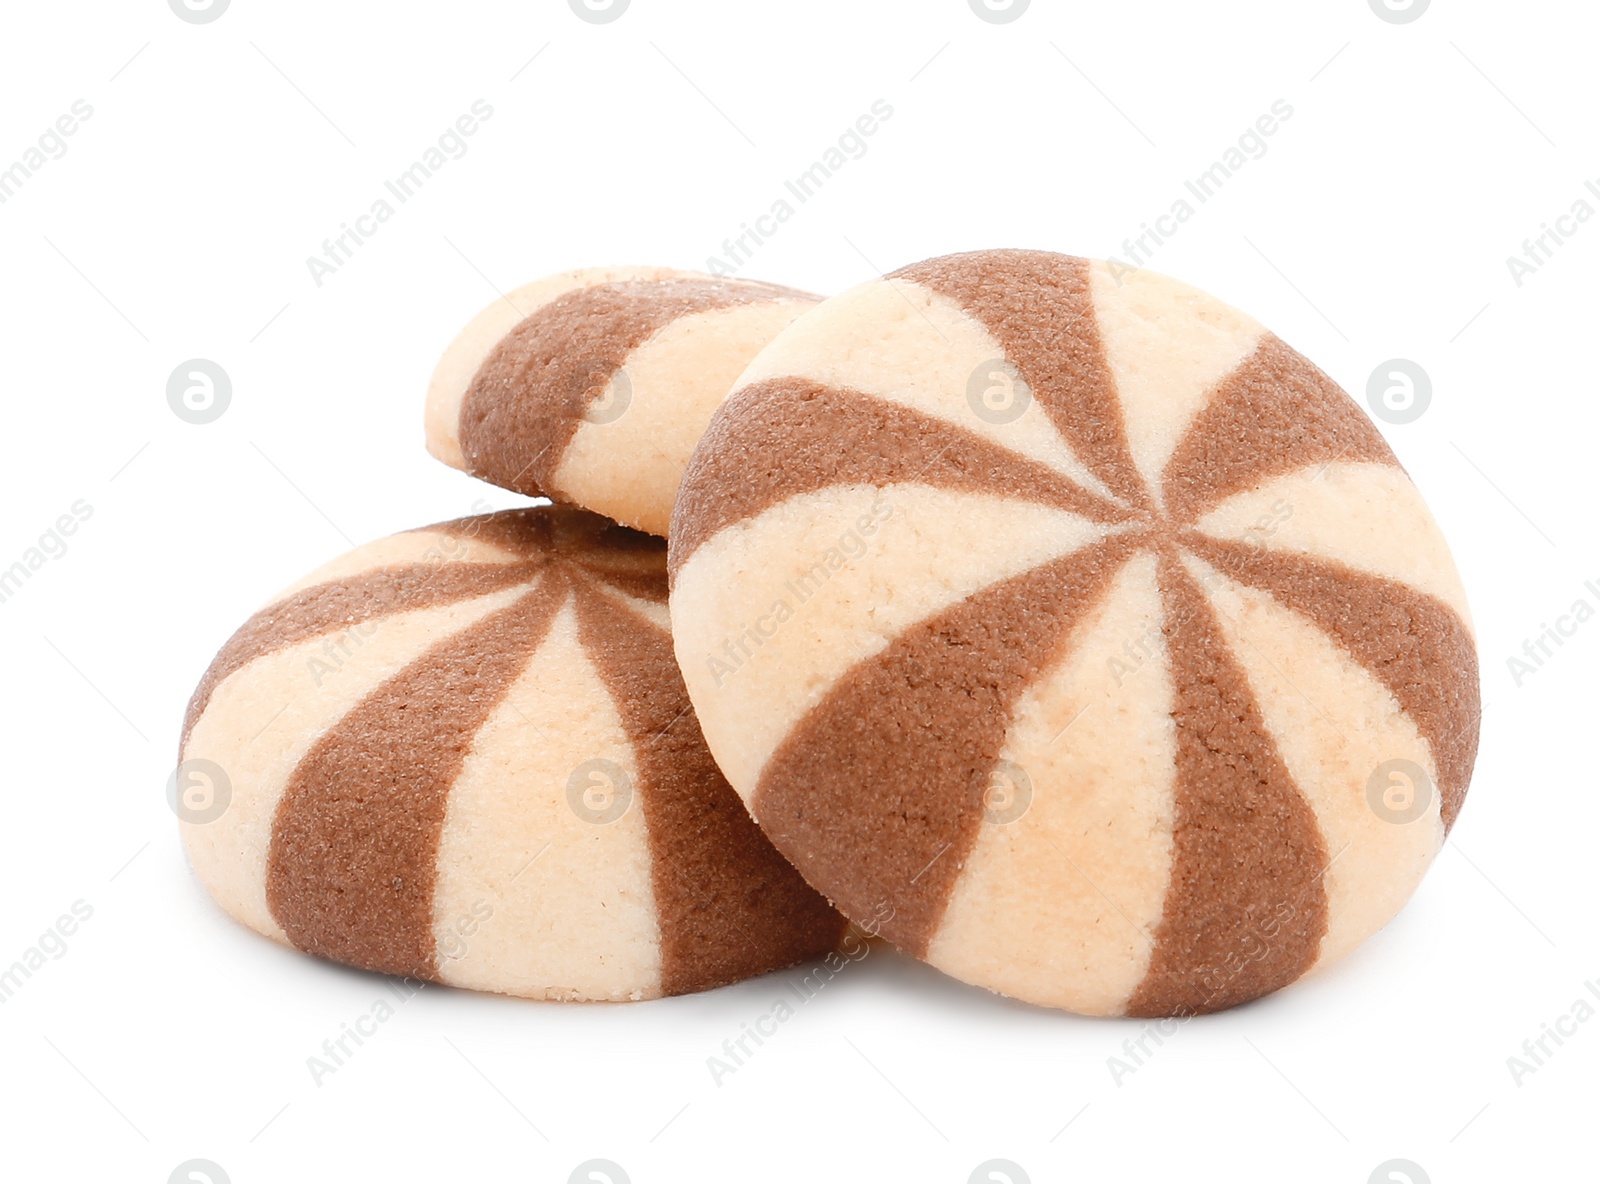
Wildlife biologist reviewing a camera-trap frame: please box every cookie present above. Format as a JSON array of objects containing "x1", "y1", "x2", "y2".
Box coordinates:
[
  {"x1": 425, "y1": 267, "x2": 821, "y2": 536},
  {"x1": 178, "y1": 507, "x2": 846, "y2": 1001},
  {"x1": 668, "y1": 249, "x2": 1480, "y2": 1017}
]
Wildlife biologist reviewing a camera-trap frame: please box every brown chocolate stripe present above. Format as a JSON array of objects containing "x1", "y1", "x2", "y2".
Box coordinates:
[
  {"x1": 458, "y1": 278, "x2": 815, "y2": 499},
  {"x1": 751, "y1": 533, "x2": 1147, "y2": 956},
  {"x1": 265, "y1": 574, "x2": 566, "y2": 980},
  {"x1": 180, "y1": 559, "x2": 543, "y2": 754},
  {"x1": 1161, "y1": 334, "x2": 1398, "y2": 525},
  {"x1": 670, "y1": 376, "x2": 1132, "y2": 579},
  {"x1": 570, "y1": 581, "x2": 845, "y2": 994},
  {"x1": 1125, "y1": 551, "x2": 1329, "y2": 1017},
  {"x1": 580, "y1": 517, "x2": 670, "y2": 557},
  {"x1": 573, "y1": 561, "x2": 669, "y2": 605},
  {"x1": 428, "y1": 506, "x2": 669, "y2": 598},
  {"x1": 891, "y1": 251, "x2": 1153, "y2": 510},
  {"x1": 1182, "y1": 534, "x2": 1478, "y2": 832}
]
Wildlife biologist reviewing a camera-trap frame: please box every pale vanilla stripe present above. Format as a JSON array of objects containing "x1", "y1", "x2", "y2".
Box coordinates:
[
  {"x1": 425, "y1": 265, "x2": 686, "y2": 468},
  {"x1": 733, "y1": 277, "x2": 1119, "y2": 504},
  {"x1": 180, "y1": 585, "x2": 538, "y2": 944},
  {"x1": 929, "y1": 551, "x2": 1177, "y2": 1015},
  {"x1": 555, "y1": 297, "x2": 816, "y2": 536},
  {"x1": 590, "y1": 580, "x2": 672, "y2": 634},
  {"x1": 1192, "y1": 462, "x2": 1474, "y2": 631},
  {"x1": 671, "y1": 482, "x2": 1123, "y2": 799},
  {"x1": 1182, "y1": 553, "x2": 1443, "y2": 973},
  {"x1": 1087, "y1": 260, "x2": 1264, "y2": 507},
  {"x1": 432, "y1": 600, "x2": 663, "y2": 1000},
  {"x1": 270, "y1": 529, "x2": 532, "y2": 602}
]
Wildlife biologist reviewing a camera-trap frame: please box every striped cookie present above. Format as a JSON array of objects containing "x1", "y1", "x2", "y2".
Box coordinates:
[
  {"x1": 426, "y1": 267, "x2": 821, "y2": 536},
  {"x1": 668, "y1": 249, "x2": 1480, "y2": 1017},
  {"x1": 178, "y1": 506, "x2": 846, "y2": 1001}
]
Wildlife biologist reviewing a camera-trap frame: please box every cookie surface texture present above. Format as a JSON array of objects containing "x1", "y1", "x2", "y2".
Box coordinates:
[
  {"x1": 179, "y1": 506, "x2": 846, "y2": 1001},
  {"x1": 426, "y1": 267, "x2": 821, "y2": 536},
  {"x1": 668, "y1": 249, "x2": 1479, "y2": 1017}
]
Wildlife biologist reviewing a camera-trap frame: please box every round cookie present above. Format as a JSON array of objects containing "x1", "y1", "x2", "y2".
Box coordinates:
[
  {"x1": 668, "y1": 249, "x2": 1480, "y2": 1017},
  {"x1": 426, "y1": 267, "x2": 821, "y2": 536},
  {"x1": 177, "y1": 506, "x2": 846, "y2": 1001}
]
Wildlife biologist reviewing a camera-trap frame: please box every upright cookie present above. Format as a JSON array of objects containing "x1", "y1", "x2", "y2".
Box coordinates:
[
  {"x1": 669, "y1": 249, "x2": 1479, "y2": 1017},
  {"x1": 178, "y1": 507, "x2": 846, "y2": 1001},
  {"x1": 426, "y1": 267, "x2": 821, "y2": 536}
]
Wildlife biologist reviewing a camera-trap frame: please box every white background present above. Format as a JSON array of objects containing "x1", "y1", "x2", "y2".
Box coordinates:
[{"x1": 1, "y1": 0, "x2": 1594, "y2": 1180}]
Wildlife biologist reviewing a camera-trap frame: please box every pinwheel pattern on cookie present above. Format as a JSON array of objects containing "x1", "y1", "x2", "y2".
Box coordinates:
[
  {"x1": 179, "y1": 507, "x2": 845, "y2": 1001},
  {"x1": 669, "y1": 249, "x2": 1479, "y2": 1017},
  {"x1": 427, "y1": 267, "x2": 820, "y2": 536}
]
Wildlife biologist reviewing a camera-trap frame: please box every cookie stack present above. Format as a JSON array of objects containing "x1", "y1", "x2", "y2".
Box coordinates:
[{"x1": 178, "y1": 251, "x2": 1480, "y2": 1016}]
